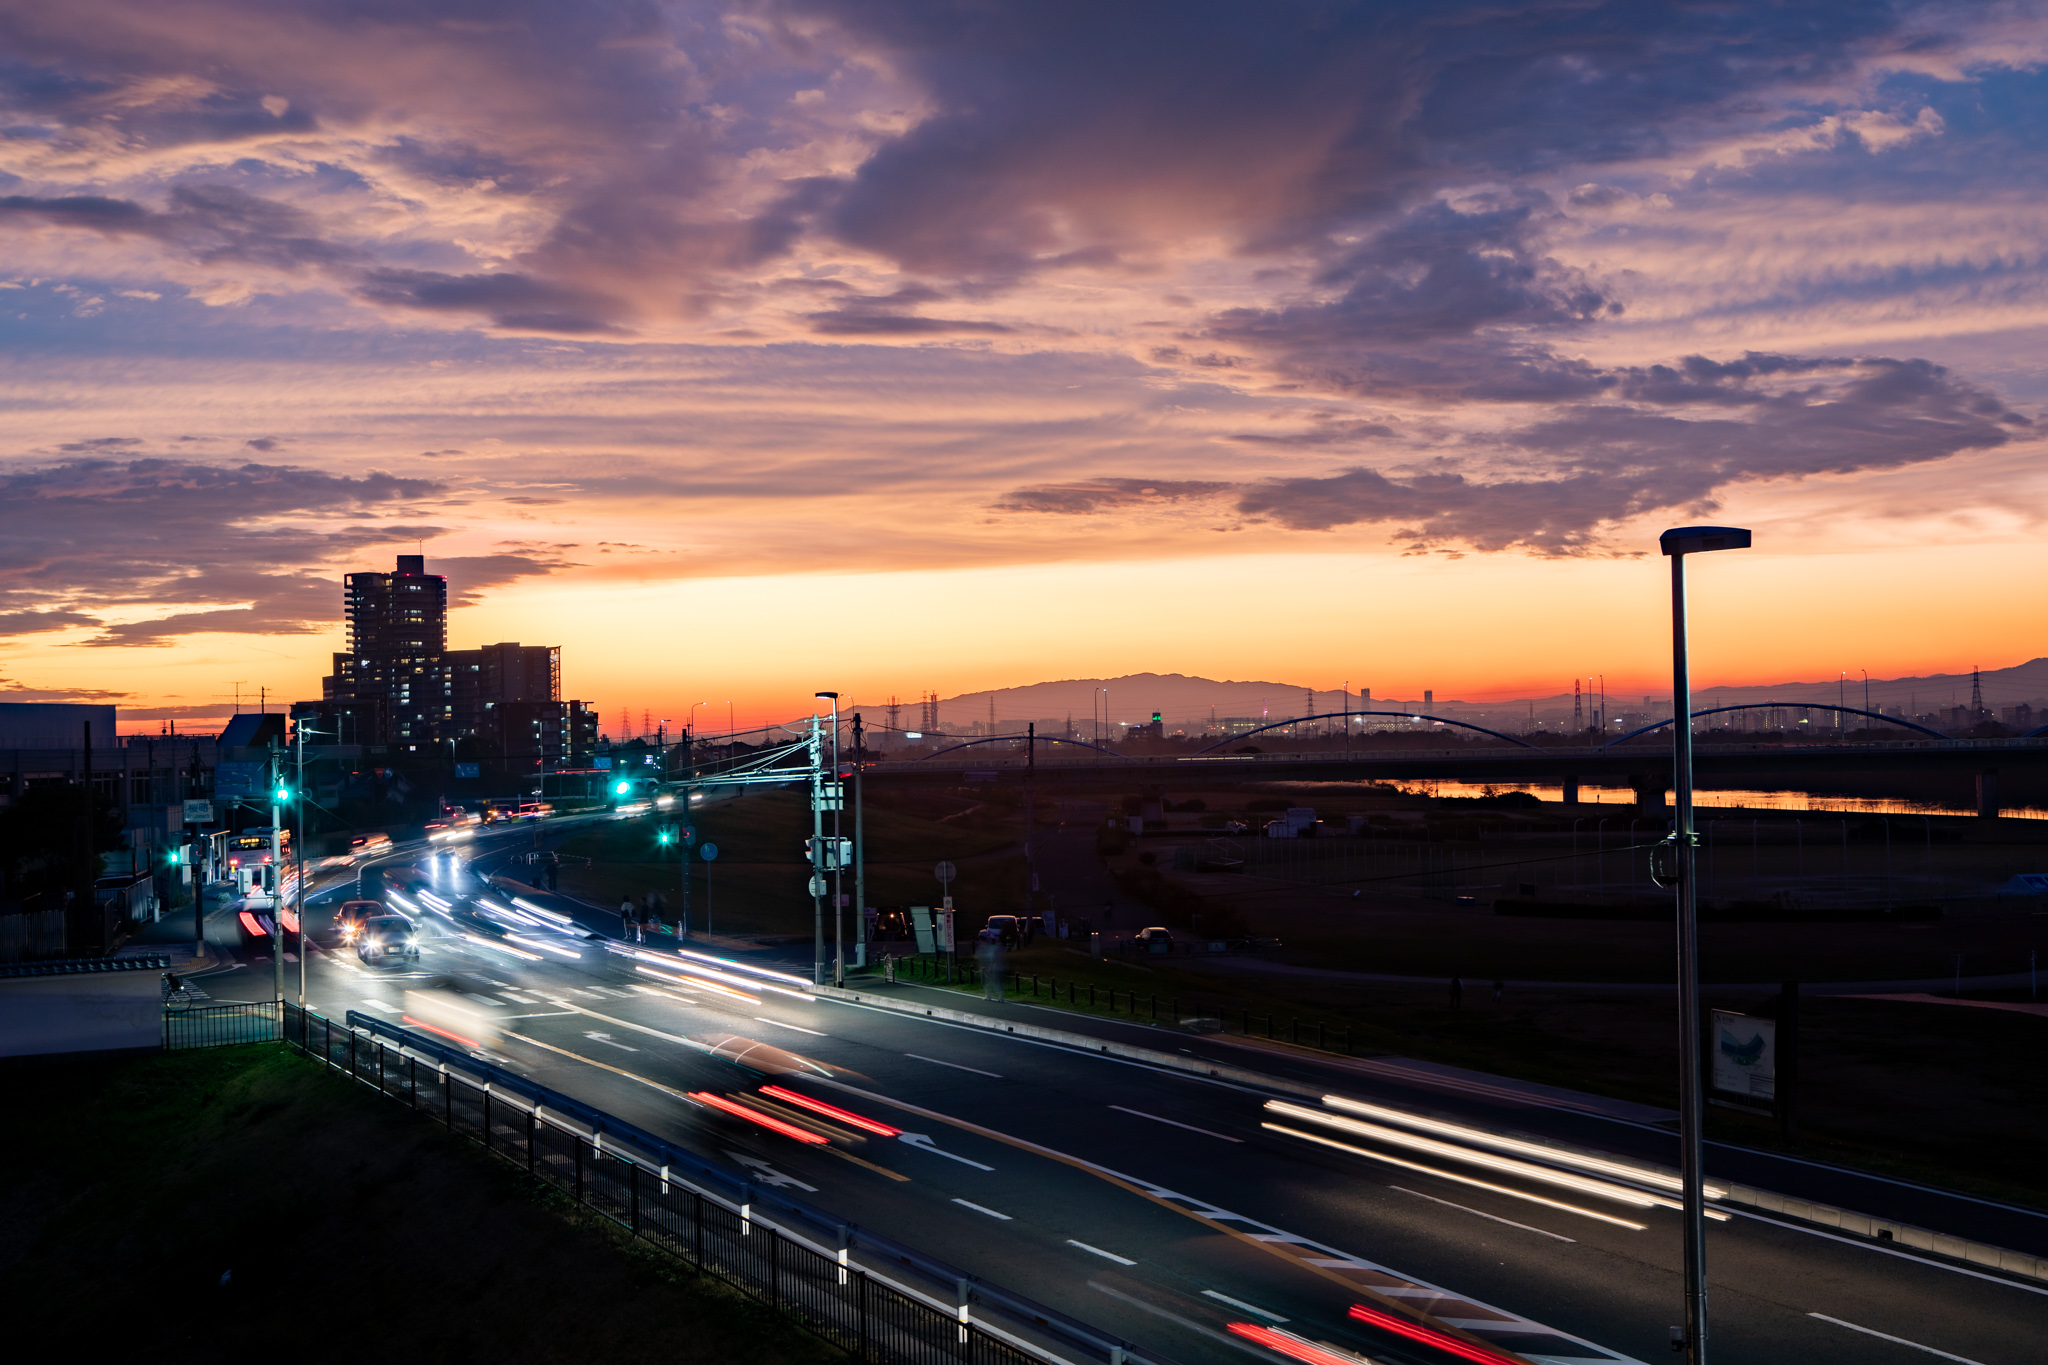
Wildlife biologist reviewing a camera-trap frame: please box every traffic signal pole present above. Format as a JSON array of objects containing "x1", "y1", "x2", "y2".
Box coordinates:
[{"x1": 269, "y1": 737, "x2": 284, "y2": 1007}]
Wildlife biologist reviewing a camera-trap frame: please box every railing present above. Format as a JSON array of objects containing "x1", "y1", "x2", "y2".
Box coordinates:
[
  {"x1": 279, "y1": 1003, "x2": 1158, "y2": 1365},
  {"x1": 164, "y1": 999, "x2": 280, "y2": 1049}
]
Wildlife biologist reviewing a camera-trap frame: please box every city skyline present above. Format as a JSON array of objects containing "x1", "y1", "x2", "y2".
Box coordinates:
[{"x1": 0, "y1": 3, "x2": 2042, "y2": 731}]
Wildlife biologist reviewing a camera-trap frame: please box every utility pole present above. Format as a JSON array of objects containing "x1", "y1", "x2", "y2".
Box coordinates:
[
  {"x1": 853, "y1": 713, "x2": 867, "y2": 969},
  {"x1": 191, "y1": 740, "x2": 206, "y2": 960},
  {"x1": 269, "y1": 737, "x2": 284, "y2": 1007},
  {"x1": 826, "y1": 694, "x2": 844, "y2": 987},
  {"x1": 1025, "y1": 721, "x2": 1037, "y2": 932},
  {"x1": 808, "y1": 710, "x2": 826, "y2": 984},
  {"x1": 296, "y1": 717, "x2": 308, "y2": 1007}
]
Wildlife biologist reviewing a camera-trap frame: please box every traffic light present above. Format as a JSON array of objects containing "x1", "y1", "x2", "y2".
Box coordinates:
[
  {"x1": 615, "y1": 780, "x2": 630, "y2": 796},
  {"x1": 657, "y1": 825, "x2": 676, "y2": 846},
  {"x1": 167, "y1": 845, "x2": 182, "y2": 865},
  {"x1": 275, "y1": 784, "x2": 292, "y2": 803}
]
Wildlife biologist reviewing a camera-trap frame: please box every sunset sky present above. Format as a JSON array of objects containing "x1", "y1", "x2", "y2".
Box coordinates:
[{"x1": 1, "y1": 1, "x2": 2044, "y2": 732}]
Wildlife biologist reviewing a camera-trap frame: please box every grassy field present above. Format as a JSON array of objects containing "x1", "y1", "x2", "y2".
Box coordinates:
[
  {"x1": 876, "y1": 941, "x2": 2048, "y2": 1209},
  {"x1": 0, "y1": 1045, "x2": 836, "y2": 1364}
]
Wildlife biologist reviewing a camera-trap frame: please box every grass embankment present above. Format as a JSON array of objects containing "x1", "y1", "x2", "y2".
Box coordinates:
[
  {"x1": 873, "y1": 943, "x2": 2048, "y2": 1211},
  {"x1": 547, "y1": 788, "x2": 1026, "y2": 939},
  {"x1": 0, "y1": 1045, "x2": 835, "y2": 1364}
]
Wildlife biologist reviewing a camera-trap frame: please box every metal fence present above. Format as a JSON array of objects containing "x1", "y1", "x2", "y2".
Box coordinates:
[
  {"x1": 280, "y1": 1003, "x2": 1140, "y2": 1365},
  {"x1": 163, "y1": 999, "x2": 280, "y2": 1049}
]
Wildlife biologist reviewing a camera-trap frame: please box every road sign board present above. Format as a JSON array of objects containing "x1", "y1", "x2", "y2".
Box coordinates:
[
  {"x1": 182, "y1": 799, "x2": 213, "y2": 825},
  {"x1": 699, "y1": 842, "x2": 718, "y2": 861},
  {"x1": 934, "y1": 860, "x2": 956, "y2": 884}
]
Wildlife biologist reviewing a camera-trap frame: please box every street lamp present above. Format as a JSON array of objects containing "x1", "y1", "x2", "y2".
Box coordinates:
[
  {"x1": 1656, "y1": 523, "x2": 1751, "y2": 1365},
  {"x1": 816, "y1": 691, "x2": 842, "y2": 986}
]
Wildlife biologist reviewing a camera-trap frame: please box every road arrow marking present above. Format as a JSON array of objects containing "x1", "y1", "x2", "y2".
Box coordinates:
[{"x1": 898, "y1": 1132, "x2": 994, "y2": 1170}]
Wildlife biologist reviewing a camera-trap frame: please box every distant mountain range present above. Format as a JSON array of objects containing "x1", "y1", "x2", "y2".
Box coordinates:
[{"x1": 854, "y1": 660, "x2": 2048, "y2": 731}]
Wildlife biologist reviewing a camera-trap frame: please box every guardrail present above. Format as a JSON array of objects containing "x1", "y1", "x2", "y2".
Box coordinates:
[
  {"x1": 163, "y1": 999, "x2": 280, "y2": 1049},
  {"x1": 283, "y1": 1003, "x2": 1166, "y2": 1365}
]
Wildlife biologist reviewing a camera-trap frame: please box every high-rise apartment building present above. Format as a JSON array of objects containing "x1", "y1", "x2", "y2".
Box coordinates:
[
  {"x1": 323, "y1": 555, "x2": 451, "y2": 750},
  {"x1": 313, "y1": 557, "x2": 597, "y2": 767},
  {"x1": 449, "y1": 642, "x2": 560, "y2": 738}
]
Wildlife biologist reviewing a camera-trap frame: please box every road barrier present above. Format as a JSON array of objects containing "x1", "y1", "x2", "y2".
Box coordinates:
[
  {"x1": 163, "y1": 999, "x2": 280, "y2": 1050},
  {"x1": 277, "y1": 1003, "x2": 1162, "y2": 1365}
]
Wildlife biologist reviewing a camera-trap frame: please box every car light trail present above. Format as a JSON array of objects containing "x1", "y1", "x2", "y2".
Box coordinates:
[
  {"x1": 461, "y1": 931, "x2": 543, "y2": 961},
  {"x1": 416, "y1": 890, "x2": 451, "y2": 910},
  {"x1": 1263, "y1": 1124, "x2": 1648, "y2": 1231},
  {"x1": 383, "y1": 890, "x2": 417, "y2": 910},
  {"x1": 506, "y1": 933, "x2": 583, "y2": 960},
  {"x1": 1321, "y1": 1094, "x2": 1726, "y2": 1200},
  {"x1": 635, "y1": 950, "x2": 807, "y2": 1000},
  {"x1": 688, "y1": 1091, "x2": 828, "y2": 1144},
  {"x1": 1265, "y1": 1101, "x2": 1656, "y2": 1207},
  {"x1": 671, "y1": 946, "x2": 813, "y2": 989},
  {"x1": 635, "y1": 963, "x2": 758, "y2": 1004},
  {"x1": 509, "y1": 897, "x2": 576, "y2": 926},
  {"x1": 1347, "y1": 1303, "x2": 1524, "y2": 1365},
  {"x1": 401, "y1": 1014, "x2": 484, "y2": 1050},
  {"x1": 1224, "y1": 1323, "x2": 1372, "y2": 1365},
  {"x1": 759, "y1": 1085, "x2": 901, "y2": 1136}
]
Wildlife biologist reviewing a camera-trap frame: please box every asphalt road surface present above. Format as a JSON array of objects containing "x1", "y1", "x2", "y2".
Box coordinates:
[{"x1": 189, "y1": 818, "x2": 2048, "y2": 1365}]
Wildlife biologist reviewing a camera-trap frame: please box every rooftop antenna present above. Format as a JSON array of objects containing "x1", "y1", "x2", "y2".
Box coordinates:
[{"x1": 1971, "y1": 665, "x2": 1984, "y2": 718}]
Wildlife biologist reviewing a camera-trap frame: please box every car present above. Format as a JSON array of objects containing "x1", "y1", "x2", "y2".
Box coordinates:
[
  {"x1": 335, "y1": 900, "x2": 383, "y2": 945},
  {"x1": 1135, "y1": 926, "x2": 1174, "y2": 946},
  {"x1": 356, "y1": 913, "x2": 421, "y2": 962},
  {"x1": 983, "y1": 914, "x2": 1021, "y2": 947}
]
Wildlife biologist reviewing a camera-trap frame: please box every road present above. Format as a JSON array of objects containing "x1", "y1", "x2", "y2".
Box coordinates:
[{"x1": 180, "y1": 817, "x2": 2047, "y2": 1365}]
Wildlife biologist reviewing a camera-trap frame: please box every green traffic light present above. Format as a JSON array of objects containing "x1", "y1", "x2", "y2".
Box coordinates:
[
  {"x1": 615, "y1": 780, "x2": 630, "y2": 795},
  {"x1": 275, "y1": 786, "x2": 291, "y2": 802}
]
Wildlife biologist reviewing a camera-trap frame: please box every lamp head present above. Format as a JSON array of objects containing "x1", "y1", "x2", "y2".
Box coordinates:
[{"x1": 1659, "y1": 526, "x2": 1751, "y2": 556}]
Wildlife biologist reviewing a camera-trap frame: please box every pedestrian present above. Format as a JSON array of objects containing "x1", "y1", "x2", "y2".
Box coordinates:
[
  {"x1": 620, "y1": 897, "x2": 635, "y2": 941},
  {"x1": 1449, "y1": 976, "x2": 1463, "y2": 1009}
]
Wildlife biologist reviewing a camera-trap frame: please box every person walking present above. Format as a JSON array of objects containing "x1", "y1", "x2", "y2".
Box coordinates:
[{"x1": 620, "y1": 897, "x2": 636, "y2": 941}]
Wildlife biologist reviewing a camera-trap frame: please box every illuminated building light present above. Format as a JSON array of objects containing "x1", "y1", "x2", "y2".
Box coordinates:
[
  {"x1": 688, "y1": 1091, "x2": 828, "y2": 1145},
  {"x1": 1262, "y1": 1124, "x2": 1647, "y2": 1231},
  {"x1": 1265, "y1": 1101, "x2": 1656, "y2": 1207},
  {"x1": 1346, "y1": 1303, "x2": 1524, "y2": 1365},
  {"x1": 1223, "y1": 1323, "x2": 1372, "y2": 1365},
  {"x1": 758, "y1": 1085, "x2": 901, "y2": 1136},
  {"x1": 1321, "y1": 1094, "x2": 1726, "y2": 1201}
]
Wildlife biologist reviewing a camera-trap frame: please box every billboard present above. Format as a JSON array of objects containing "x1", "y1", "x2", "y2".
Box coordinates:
[{"x1": 1711, "y1": 1010, "x2": 1776, "y2": 1102}]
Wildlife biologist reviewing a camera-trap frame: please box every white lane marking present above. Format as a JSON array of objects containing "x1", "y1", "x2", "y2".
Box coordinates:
[
  {"x1": 505, "y1": 1010, "x2": 577, "y2": 1019},
  {"x1": 1201, "y1": 1290, "x2": 1288, "y2": 1322},
  {"x1": 583, "y1": 1031, "x2": 639, "y2": 1052},
  {"x1": 358, "y1": 999, "x2": 396, "y2": 1013},
  {"x1": 1725, "y1": 1208, "x2": 2048, "y2": 1299},
  {"x1": 899, "y1": 1132, "x2": 996, "y2": 1170},
  {"x1": 906, "y1": 1053, "x2": 1002, "y2": 1078},
  {"x1": 753, "y1": 1016, "x2": 827, "y2": 1036},
  {"x1": 1067, "y1": 1240, "x2": 1136, "y2": 1265},
  {"x1": 1807, "y1": 1313, "x2": 1987, "y2": 1363},
  {"x1": 952, "y1": 1198, "x2": 1012, "y2": 1220},
  {"x1": 1110, "y1": 1104, "x2": 1243, "y2": 1142},
  {"x1": 1389, "y1": 1186, "x2": 1575, "y2": 1242}
]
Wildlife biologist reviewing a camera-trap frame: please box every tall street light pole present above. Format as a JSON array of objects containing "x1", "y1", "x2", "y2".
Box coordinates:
[
  {"x1": 1657, "y1": 524, "x2": 1751, "y2": 1365},
  {"x1": 808, "y1": 709, "x2": 825, "y2": 984},
  {"x1": 852, "y1": 712, "x2": 867, "y2": 970},
  {"x1": 817, "y1": 692, "x2": 842, "y2": 986}
]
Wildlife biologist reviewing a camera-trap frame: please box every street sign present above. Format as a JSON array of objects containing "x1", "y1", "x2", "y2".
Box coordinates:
[
  {"x1": 699, "y1": 843, "x2": 718, "y2": 861},
  {"x1": 808, "y1": 875, "x2": 827, "y2": 897},
  {"x1": 934, "y1": 860, "x2": 956, "y2": 885},
  {"x1": 182, "y1": 799, "x2": 213, "y2": 825},
  {"x1": 455, "y1": 762, "x2": 479, "y2": 779}
]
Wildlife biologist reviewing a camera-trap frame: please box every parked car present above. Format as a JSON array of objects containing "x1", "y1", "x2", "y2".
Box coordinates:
[
  {"x1": 983, "y1": 914, "x2": 1021, "y2": 946},
  {"x1": 1134, "y1": 926, "x2": 1174, "y2": 953},
  {"x1": 356, "y1": 913, "x2": 421, "y2": 963}
]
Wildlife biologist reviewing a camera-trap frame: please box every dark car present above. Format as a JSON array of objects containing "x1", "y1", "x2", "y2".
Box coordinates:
[
  {"x1": 356, "y1": 914, "x2": 421, "y2": 963},
  {"x1": 336, "y1": 900, "x2": 383, "y2": 945}
]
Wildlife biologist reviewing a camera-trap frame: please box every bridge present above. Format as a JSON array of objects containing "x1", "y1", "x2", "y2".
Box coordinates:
[{"x1": 860, "y1": 730, "x2": 2048, "y2": 817}]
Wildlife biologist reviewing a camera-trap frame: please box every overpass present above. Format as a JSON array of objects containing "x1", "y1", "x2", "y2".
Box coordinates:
[{"x1": 860, "y1": 736, "x2": 2048, "y2": 817}]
